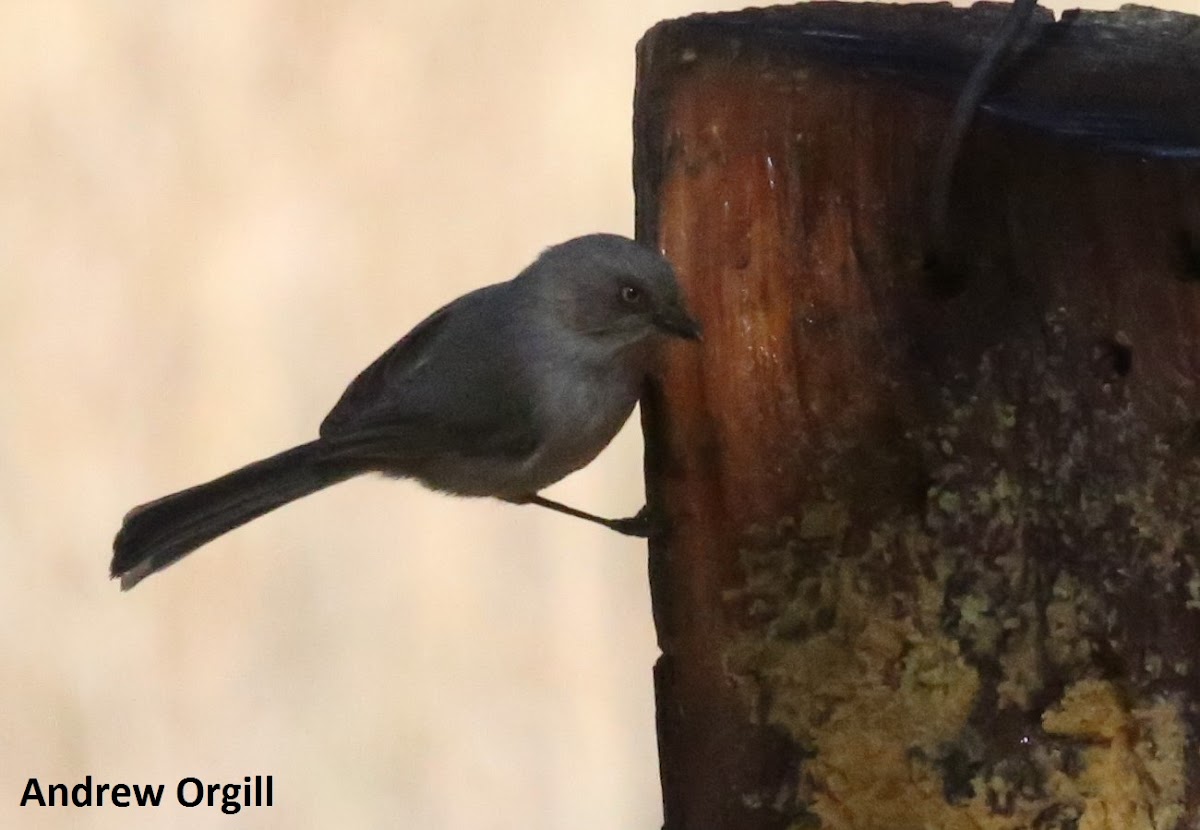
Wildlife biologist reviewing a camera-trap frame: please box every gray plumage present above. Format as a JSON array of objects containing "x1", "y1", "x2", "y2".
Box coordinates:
[{"x1": 111, "y1": 234, "x2": 700, "y2": 589}]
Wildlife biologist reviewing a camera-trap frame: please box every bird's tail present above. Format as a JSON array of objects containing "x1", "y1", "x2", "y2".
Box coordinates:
[{"x1": 111, "y1": 440, "x2": 359, "y2": 590}]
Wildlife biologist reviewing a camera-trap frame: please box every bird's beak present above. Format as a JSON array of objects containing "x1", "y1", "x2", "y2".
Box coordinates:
[{"x1": 653, "y1": 305, "x2": 703, "y2": 341}]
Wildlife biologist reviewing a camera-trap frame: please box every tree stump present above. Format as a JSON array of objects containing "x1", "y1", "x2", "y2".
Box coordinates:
[{"x1": 634, "y1": 3, "x2": 1200, "y2": 828}]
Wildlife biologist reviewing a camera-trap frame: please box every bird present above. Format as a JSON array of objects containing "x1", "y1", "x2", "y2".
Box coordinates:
[{"x1": 111, "y1": 233, "x2": 701, "y2": 589}]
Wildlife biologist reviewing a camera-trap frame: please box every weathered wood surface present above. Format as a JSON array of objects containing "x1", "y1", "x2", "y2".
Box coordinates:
[{"x1": 635, "y1": 3, "x2": 1200, "y2": 828}]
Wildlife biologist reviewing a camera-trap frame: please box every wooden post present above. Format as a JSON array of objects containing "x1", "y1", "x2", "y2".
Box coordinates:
[{"x1": 635, "y1": 4, "x2": 1200, "y2": 828}]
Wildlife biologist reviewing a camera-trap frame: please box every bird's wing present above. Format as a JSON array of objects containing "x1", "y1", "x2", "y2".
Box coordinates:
[
  {"x1": 319, "y1": 302, "x2": 454, "y2": 438},
  {"x1": 318, "y1": 414, "x2": 540, "y2": 469},
  {"x1": 317, "y1": 290, "x2": 541, "y2": 463}
]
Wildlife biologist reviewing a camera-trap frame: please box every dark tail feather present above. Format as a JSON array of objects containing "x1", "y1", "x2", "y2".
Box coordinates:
[{"x1": 112, "y1": 440, "x2": 358, "y2": 590}]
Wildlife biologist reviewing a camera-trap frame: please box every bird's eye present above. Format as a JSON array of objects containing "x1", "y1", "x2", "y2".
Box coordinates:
[{"x1": 619, "y1": 284, "x2": 642, "y2": 305}]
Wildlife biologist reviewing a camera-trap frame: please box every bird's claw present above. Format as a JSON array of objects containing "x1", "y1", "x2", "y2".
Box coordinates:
[{"x1": 605, "y1": 505, "x2": 663, "y2": 538}]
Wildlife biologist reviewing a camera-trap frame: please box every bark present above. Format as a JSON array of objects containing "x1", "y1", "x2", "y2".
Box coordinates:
[{"x1": 634, "y1": 3, "x2": 1200, "y2": 828}]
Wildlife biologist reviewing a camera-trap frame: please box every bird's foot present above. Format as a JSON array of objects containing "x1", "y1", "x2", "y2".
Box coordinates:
[{"x1": 604, "y1": 505, "x2": 664, "y2": 538}]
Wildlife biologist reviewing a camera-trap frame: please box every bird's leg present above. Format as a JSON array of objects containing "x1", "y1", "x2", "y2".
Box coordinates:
[{"x1": 510, "y1": 494, "x2": 657, "y2": 538}]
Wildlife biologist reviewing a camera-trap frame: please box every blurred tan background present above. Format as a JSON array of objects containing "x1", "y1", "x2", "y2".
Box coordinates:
[{"x1": 2, "y1": 1, "x2": 1196, "y2": 828}]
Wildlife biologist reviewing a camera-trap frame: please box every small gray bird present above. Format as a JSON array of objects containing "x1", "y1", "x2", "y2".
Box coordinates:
[{"x1": 111, "y1": 233, "x2": 700, "y2": 589}]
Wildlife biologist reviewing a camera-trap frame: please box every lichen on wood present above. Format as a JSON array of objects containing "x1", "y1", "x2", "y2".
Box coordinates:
[{"x1": 723, "y1": 314, "x2": 1196, "y2": 828}]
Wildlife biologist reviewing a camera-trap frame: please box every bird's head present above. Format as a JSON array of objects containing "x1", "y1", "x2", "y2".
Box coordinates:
[{"x1": 523, "y1": 233, "x2": 701, "y2": 349}]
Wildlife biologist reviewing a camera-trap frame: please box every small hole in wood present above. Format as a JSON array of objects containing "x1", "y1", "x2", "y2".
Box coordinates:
[
  {"x1": 923, "y1": 251, "x2": 968, "y2": 298},
  {"x1": 1096, "y1": 337, "x2": 1133, "y2": 378},
  {"x1": 1174, "y1": 229, "x2": 1200, "y2": 281}
]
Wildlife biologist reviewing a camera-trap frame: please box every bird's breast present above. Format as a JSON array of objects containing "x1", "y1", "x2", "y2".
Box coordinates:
[{"x1": 516, "y1": 362, "x2": 642, "y2": 494}]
